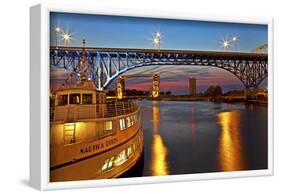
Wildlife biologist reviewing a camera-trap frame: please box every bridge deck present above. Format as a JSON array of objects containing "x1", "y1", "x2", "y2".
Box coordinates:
[{"x1": 50, "y1": 46, "x2": 267, "y2": 58}]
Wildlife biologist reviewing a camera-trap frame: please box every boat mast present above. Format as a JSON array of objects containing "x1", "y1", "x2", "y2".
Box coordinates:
[{"x1": 80, "y1": 39, "x2": 87, "y2": 83}]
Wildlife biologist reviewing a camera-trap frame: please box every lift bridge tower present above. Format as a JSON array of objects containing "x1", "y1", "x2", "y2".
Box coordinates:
[
  {"x1": 152, "y1": 74, "x2": 160, "y2": 98},
  {"x1": 117, "y1": 76, "x2": 125, "y2": 99},
  {"x1": 116, "y1": 74, "x2": 160, "y2": 99}
]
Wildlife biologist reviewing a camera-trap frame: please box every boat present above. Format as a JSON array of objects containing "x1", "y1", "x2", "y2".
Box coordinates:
[{"x1": 50, "y1": 45, "x2": 144, "y2": 182}]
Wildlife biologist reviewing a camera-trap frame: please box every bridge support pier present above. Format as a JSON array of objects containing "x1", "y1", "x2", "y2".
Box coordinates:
[{"x1": 244, "y1": 87, "x2": 258, "y2": 100}]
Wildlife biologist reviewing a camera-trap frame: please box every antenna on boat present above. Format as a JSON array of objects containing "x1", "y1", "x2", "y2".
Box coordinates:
[
  {"x1": 80, "y1": 38, "x2": 87, "y2": 83},
  {"x1": 82, "y1": 38, "x2": 86, "y2": 47}
]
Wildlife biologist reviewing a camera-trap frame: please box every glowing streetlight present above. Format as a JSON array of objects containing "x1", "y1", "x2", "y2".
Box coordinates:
[
  {"x1": 223, "y1": 41, "x2": 229, "y2": 48},
  {"x1": 61, "y1": 31, "x2": 73, "y2": 46},
  {"x1": 63, "y1": 34, "x2": 70, "y2": 41},
  {"x1": 231, "y1": 35, "x2": 238, "y2": 51},
  {"x1": 220, "y1": 38, "x2": 231, "y2": 51},
  {"x1": 55, "y1": 27, "x2": 61, "y2": 33},
  {"x1": 153, "y1": 37, "x2": 159, "y2": 44},
  {"x1": 152, "y1": 31, "x2": 161, "y2": 51}
]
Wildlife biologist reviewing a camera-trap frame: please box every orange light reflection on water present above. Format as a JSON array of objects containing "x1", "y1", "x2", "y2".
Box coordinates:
[
  {"x1": 151, "y1": 101, "x2": 169, "y2": 176},
  {"x1": 152, "y1": 101, "x2": 160, "y2": 131},
  {"x1": 152, "y1": 134, "x2": 169, "y2": 176},
  {"x1": 191, "y1": 104, "x2": 197, "y2": 142},
  {"x1": 218, "y1": 111, "x2": 245, "y2": 171}
]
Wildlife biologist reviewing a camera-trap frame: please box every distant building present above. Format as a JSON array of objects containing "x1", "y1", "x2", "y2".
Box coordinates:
[{"x1": 189, "y1": 77, "x2": 196, "y2": 96}]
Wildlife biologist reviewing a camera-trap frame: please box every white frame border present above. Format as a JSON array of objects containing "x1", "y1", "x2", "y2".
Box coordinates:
[{"x1": 30, "y1": 3, "x2": 274, "y2": 191}]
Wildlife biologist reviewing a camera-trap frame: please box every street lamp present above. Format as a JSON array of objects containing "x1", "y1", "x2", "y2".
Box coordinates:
[
  {"x1": 152, "y1": 31, "x2": 161, "y2": 51},
  {"x1": 231, "y1": 35, "x2": 238, "y2": 51},
  {"x1": 55, "y1": 27, "x2": 61, "y2": 33},
  {"x1": 220, "y1": 38, "x2": 231, "y2": 51},
  {"x1": 61, "y1": 31, "x2": 73, "y2": 46},
  {"x1": 223, "y1": 41, "x2": 229, "y2": 48},
  {"x1": 153, "y1": 37, "x2": 159, "y2": 45},
  {"x1": 54, "y1": 26, "x2": 61, "y2": 49}
]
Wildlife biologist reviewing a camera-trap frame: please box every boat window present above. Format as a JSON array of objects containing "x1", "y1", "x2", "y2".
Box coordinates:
[
  {"x1": 119, "y1": 119, "x2": 126, "y2": 131},
  {"x1": 82, "y1": 94, "x2": 92, "y2": 104},
  {"x1": 133, "y1": 114, "x2": 137, "y2": 124},
  {"x1": 101, "y1": 156, "x2": 115, "y2": 171},
  {"x1": 104, "y1": 121, "x2": 113, "y2": 131},
  {"x1": 126, "y1": 117, "x2": 132, "y2": 128},
  {"x1": 58, "y1": 95, "x2": 68, "y2": 106},
  {"x1": 127, "y1": 145, "x2": 133, "y2": 157},
  {"x1": 69, "y1": 93, "x2": 80, "y2": 104},
  {"x1": 132, "y1": 115, "x2": 137, "y2": 124},
  {"x1": 132, "y1": 115, "x2": 136, "y2": 124},
  {"x1": 115, "y1": 150, "x2": 126, "y2": 166}
]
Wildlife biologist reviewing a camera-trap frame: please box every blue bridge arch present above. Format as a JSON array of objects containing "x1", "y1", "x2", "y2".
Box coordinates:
[{"x1": 50, "y1": 47, "x2": 268, "y2": 90}]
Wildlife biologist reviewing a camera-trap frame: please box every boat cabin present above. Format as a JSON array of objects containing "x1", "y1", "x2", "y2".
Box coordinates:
[{"x1": 52, "y1": 80, "x2": 107, "y2": 122}]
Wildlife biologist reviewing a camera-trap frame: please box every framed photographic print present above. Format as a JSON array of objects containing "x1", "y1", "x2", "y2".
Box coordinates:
[{"x1": 30, "y1": 3, "x2": 273, "y2": 190}]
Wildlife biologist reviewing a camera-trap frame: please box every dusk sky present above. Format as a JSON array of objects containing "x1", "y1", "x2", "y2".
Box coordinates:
[{"x1": 50, "y1": 12, "x2": 268, "y2": 94}]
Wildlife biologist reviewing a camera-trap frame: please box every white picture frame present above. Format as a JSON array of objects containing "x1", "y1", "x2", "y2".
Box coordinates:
[{"x1": 30, "y1": 3, "x2": 274, "y2": 191}]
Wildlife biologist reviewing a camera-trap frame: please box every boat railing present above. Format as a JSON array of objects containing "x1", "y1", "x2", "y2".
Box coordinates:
[{"x1": 52, "y1": 100, "x2": 139, "y2": 122}]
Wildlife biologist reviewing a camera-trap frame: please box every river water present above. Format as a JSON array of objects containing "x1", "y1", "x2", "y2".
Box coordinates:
[{"x1": 135, "y1": 100, "x2": 268, "y2": 176}]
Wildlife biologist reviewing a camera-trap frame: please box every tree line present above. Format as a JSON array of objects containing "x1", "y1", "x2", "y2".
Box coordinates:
[{"x1": 107, "y1": 86, "x2": 244, "y2": 97}]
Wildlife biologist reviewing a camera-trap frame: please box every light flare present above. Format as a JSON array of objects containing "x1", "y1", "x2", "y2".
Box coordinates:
[
  {"x1": 220, "y1": 38, "x2": 231, "y2": 50},
  {"x1": 55, "y1": 26, "x2": 61, "y2": 33},
  {"x1": 61, "y1": 31, "x2": 73, "y2": 46},
  {"x1": 151, "y1": 31, "x2": 162, "y2": 50}
]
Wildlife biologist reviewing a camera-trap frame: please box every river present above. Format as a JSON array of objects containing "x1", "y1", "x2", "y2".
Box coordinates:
[{"x1": 130, "y1": 100, "x2": 268, "y2": 177}]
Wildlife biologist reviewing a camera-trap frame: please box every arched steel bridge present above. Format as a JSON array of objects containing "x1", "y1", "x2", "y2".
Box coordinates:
[{"x1": 50, "y1": 46, "x2": 268, "y2": 90}]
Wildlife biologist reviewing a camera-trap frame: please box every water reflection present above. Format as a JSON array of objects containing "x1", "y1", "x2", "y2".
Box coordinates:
[
  {"x1": 191, "y1": 103, "x2": 197, "y2": 143},
  {"x1": 218, "y1": 111, "x2": 245, "y2": 171},
  {"x1": 152, "y1": 101, "x2": 160, "y2": 130},
  {"x1": 151, "y1": 101, "x2": 169, "y2": 176},
  {"x1": 139, "y1": 100, "x2": 267, "y2": 176}
]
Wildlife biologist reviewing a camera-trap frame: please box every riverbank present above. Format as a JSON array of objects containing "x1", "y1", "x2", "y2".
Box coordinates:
[
  {"x1": 147, "y1": 96, "x2": 210, "y2": 101},
  {"x1": 146, "y1": 96, "x2": 267, "y2": 105},
  {"x1": 146, "y1": 95, "x2": 245, "y2": 103},
  {"x1": 107, "y1": 95, "x2": 267, "y2": 105}
]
